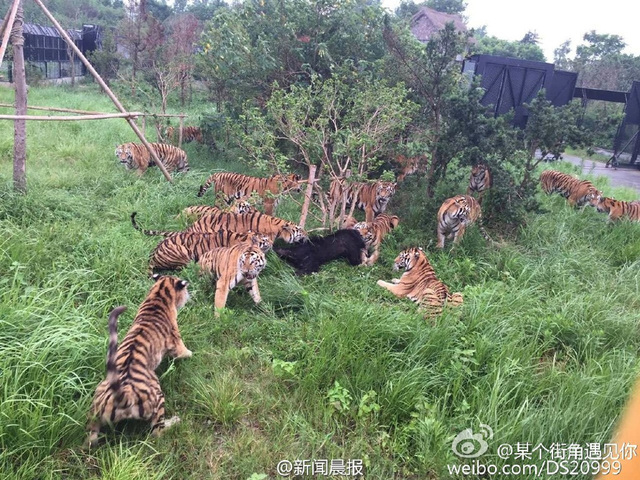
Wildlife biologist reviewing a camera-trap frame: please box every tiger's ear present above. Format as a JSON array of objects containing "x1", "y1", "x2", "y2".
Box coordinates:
[
  {"x1": 152, "y1": 273, "x2": 162, "y2": 282},
  {"x1": 391, "y1": 216, "x2": 399, "y2": 228},
  {"x1": 250, "y1": 234, "x2": 260, "y2": 246},
  {"x1": 177, "y1": 279, "x2": 188, "y2": 290}
]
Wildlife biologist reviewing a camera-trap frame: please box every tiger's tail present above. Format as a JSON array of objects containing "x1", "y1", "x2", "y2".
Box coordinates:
[
  {"x1": 131, "y1": 212, "x2": 178, "y2": 237},
  {"x1": 477, "y1": 215, "x2": 494, "y2": 245},
  {"x1": 106, "y1": 306, "x2": 127, "y2": 390},
  {"x1": 197, "y1": 174, "x2": 216, "y2": 197}
]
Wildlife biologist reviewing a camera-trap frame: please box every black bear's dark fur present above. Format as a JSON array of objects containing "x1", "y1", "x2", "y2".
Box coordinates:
[{"x1": 274, "y1": 229, "x2": 365, "y2": 275}]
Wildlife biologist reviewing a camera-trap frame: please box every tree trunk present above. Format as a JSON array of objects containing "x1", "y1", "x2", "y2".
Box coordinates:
[
  {"x1": 298, "y1": 164, "x2": 316, "y2": 229},
  {"x1": 11, "y1": 0, "x2": 27, "y2": 194}
]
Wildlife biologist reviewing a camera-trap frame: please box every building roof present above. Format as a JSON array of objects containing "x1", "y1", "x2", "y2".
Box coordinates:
[
  {"x1": 23, "y1": 23, "x2": 82, "y2": 41},
  {"x1": 410, "y1": 7, "x2": 469, "y2": 43}
]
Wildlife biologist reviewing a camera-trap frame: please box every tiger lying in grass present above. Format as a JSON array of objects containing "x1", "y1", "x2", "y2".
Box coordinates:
[{"x1": 377, "y1": 247, "x2": 463, "y2": 318}]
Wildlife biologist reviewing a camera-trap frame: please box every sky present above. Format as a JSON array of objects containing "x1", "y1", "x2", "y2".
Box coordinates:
[{"x1": 381, "y1": 0, "x2": 640, "y2": 62}]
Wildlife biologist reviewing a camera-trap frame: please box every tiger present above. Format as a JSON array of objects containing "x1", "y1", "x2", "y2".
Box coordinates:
[
  {"x1": 131, "y1": 210, "x2": 308, "y2": 244},
  {"x1": 178, "y1": 201, "x2": 257, "y2": 222},
  {"x1": 466, "y1": 164, "x2": 491, "y2": 203},
  {"x1": 591, "y1": 196, "x2": 640, "y2": 222},
  {"x1": 352, "y1": 214, "x2": 399, "y2": 266},
  {"x1": 196, "y1": 172, "x2": 302, "y2": 216},
  {"x1": 328, "y1": 179, "x2": 397, "y2": 223},
  {"x1": 164, "y1": 126, "x2": 203, "y2": 144},
  {"x1": 84, "y1": 275, "x2": 191, "y2": 449},
  {"x1": 148, "y1": 231, "x2": 273, "y2": 273},
  {"x1": 539, "y1": 170, "x2": 600, "y2": 207},
  {"x1": 436, "y1": 194, "x2": 492, "y2": 248},
  {"x1": 395, "y1": 154, "x2": 423, "y2": 182},
  {"x1": 198, "y1": 240, "x2": 267, "y2": 318},
  {"x1": 115, "y1": 142, "x2": 189, "y2": 175},
  {"x1": 376, "y1": 247, "x2": 463, "y2": 318}
]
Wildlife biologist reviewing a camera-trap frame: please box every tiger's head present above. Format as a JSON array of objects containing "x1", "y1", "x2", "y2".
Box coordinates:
[
  {"x1": 279, "y1": 223, "x2": 309, "y2": 243},
  {"x1": 248, "y1": 232, "x2": 274, "y2": 253},
  {"x1": 472, "y1": 164, "x2": 488, "y2": 175},
  {"x1": 115, "y1": 143, "x2": 134, "y2": 169},
  {"x1": 275, "y1": 173, "x2": 303, "y2": 193},
  {"x1": 353, "y1": 222, "x2": 375, "y2": 247},
  {"x1": 375, "y1": 182, "x2": 397, "y2": 207},
  {"x1": 593, "y1": 195, "x2": 617, "y2": 214},
  {"x1": 150, "y1": 274, "x2": 190, "y2": 309},
  {"x1": 392, "y1": 247, "x2": 424, "y2": 272},
  {"x1": 230, "y1": 200, "x2": 257, "y2": 215},
  {"x1": 238, "y1": 245, "x2": 267, "y2": 280}
]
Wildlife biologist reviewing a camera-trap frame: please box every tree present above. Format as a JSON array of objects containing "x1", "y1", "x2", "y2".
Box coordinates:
[
  {"x1": 236, "y1": 73, "x2": 417, "y2": 227},
  {"x1": 425, "y1": 0, "x2": 466, "y2": 14},
  {"x1": 553, "y1": 40, "x2": 572, "y2": 70},
  {"x1": 383, "y1": 20, "x2": 469, "y2": 196},
  {"x1": 576, "y1": 31, "x2": 626, "y2": 61},
  {"x1": 472, "y1": 33, "x2": 546, "y2": 62}
]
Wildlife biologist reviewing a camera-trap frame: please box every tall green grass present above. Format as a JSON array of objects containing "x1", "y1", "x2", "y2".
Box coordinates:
[{"x1": 0, "y1": 84, "x2": 639, "y2": 479}]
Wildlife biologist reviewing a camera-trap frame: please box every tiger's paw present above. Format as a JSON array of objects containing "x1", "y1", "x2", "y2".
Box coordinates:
[{"x1": 164, "y1": 416, "x2": 181, "y2": 429}]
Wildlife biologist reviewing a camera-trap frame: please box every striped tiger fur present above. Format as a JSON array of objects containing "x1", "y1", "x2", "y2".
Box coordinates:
[
  {"x1": 115, "y1": 142, "x2": 189, "y2": 175},
  {"x1": 377, "y1": 247, "x2": 463, "y2": 318},
  {"x1": 539, "y1": 170, "x2": 600, "y2": 207},
  {"x1": 436, "y1": 194, "x2": 492, "y2": 248},
  {"x1": 148, "y1": 231, "x2": 273, "y2": 273},
  {"x1": 198, "y1": 241, "x2": 267, "y2": 318},
  {"x1": 178, "y1": 201, "x2": 257, "y2": 222},
  {"x1": 328, "y1": 179, "x2": 397, "y2": 223},
  {"x1": 196, "y1": 172, "x2": 302, "y2": 216},
  {"x1": 84, "y1": 275, "x2": 191, "y2": 449},
  {"x1": 395, "y1": 154, "x2": 423, "y2": 182},
  {"x1": 131, "y1": 210, "x2": 307, "y2": 244},
  {"x1": 164, "y1": 126, "x2": 203, "y2": 144},
  {"x1": 352, "y1": 214, "x2": 399, "y2": 266},
  {"x1": 592, "y1": 196, "x2": 640, "y2": 222},
  {"x1": 466, "y1": 164, "x2": 491, "y2": 203}
]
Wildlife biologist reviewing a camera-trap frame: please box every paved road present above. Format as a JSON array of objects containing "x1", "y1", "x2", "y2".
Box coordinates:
[{"x1": 561, "y1": 154, "x2": 640, "y2": 194}]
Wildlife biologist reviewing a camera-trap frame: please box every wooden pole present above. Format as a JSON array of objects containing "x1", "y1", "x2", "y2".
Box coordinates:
[
  {"x1": 299, "y1": 164, "x2": 316, "y2": 229},
  {"x1": 0, "y1": 112, "x2": 144, "y2": 121},
  {"x1": 31, "y1": 0, "x2": 173, "y2": 183},
  {"x1": 178, "y1": 115, "x2": 184, "y2": 149},
  {"x1": 0, "y1": 6, "x2": 12, "y2": 40},
  {"x1": 0, "y1": 103, "x2": 129, "y2": 115},
  {"x1": 10, "y1": 0, "x2": 26, "y2": 193},
  {"x1": 0, "y1": 0, "x2": 20, "y2": 72}
]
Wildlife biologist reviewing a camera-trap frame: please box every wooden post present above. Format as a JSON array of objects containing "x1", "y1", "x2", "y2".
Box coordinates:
[
  {"x1": 299, "y1": 164, "x2": 316, "y2": 229},
  {"x1": 10, "y1": 0, "x2": 26, "y2": 193},
  {"x1": 141, "y1": 115, "x2": 146, "y2": 135},
  {"x1": 0, "y1": 0, "x2": 21, "y2": 72},
  {"x1": 178, "y1": 115, "x2": 184, "y2": 150},
  {"x1": 31, "y1": 0, "x2": 173, "y2": 183}
]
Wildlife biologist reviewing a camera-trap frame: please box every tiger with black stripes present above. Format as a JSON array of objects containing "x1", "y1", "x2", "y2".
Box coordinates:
[
  {"x1": 467, "y1": 164, "x2": 491, "y2": 204},
  {"x1": 84, "y1": 275, "x2": 191, "y2": 449},
  {"x1": 377, "y1": 247, "x2": 463, "y2": 318},
  {"x1": 539, "y1": 170, "x2": 600, "y2": 207},
  {"x1": 115, "y1": 142, "x2": 189, "y2": 176},
  {"x1": 591, "y1": 196, "x2": 640, "y2": 222},
  {"x1": 198, "y1": 239, "x2": 267, "y2": 318},
  {"x1": 437, "y1": 195, "x2": 492, "y2": 248},
  {"x1": 328, "y1": 179, "x2": 397, "y2": 223},
  {"x1": 352, "y1": 214, "x2": 399, "y2": 266},
  {"x1": 197, "y1": 172, "x2": 302, "y2": 215},
  {"x1": 131, "y1": 210, "x2": 307, "y2": 244},
  {"x1": 395, "y1": 154, "x2": 423, "y2": 182},
  {"x1": 164, "y1": 126, "x2": 203, "y2": 144},
  {"x1": 178, "y1": 201, "x2": 256, "y2": 223},
  {"x1": 147, "y1": 231, "x2": 273, "y2": 273}
]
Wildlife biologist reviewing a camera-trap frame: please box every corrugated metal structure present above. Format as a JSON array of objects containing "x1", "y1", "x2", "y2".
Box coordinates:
[{"x1": 5, "y1": 23, "x2": 101, "y2": 81}]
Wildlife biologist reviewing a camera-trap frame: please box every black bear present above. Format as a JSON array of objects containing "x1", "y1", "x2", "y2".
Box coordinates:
[{"x1": 274, "y1": 229, "x2": 366, "y2": 275}]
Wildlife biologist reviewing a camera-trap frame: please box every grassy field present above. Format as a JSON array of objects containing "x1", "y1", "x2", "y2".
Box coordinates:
[{"x1": 1, "y1": 83, "x2": 639, "y2": 479}]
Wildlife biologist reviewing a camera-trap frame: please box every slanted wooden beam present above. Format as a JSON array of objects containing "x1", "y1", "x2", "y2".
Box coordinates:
[
  {"x1": 32, "y1": 0, "x2": 174, "y2": 182},
  {"x1": 0, "y1": 0, "x2": 21, "y2": 72}
]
